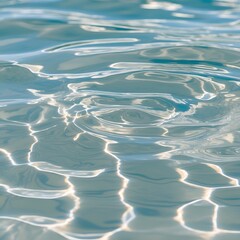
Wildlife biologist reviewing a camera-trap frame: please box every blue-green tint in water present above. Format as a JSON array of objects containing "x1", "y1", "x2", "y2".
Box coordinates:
[{"x1": 0, "y1": 0, "x2": 240, "y2": 239}]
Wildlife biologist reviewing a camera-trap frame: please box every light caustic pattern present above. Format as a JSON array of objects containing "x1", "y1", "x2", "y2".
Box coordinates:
[
  {"x1": 0, "y1": 0, "x2": 240, "y2": 239},
  {"x1": 0, "y1": 78, "x2": 135, "y2": 240}
]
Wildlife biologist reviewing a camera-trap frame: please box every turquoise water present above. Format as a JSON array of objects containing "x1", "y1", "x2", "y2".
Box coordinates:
[{"x1": 0, "y1": 0, "x2": 240, "y2": 239}]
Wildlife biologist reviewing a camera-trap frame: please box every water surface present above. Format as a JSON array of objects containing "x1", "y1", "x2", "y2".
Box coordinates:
[{"x1": 0, "y1": 0, "x2": 240, "y2": 239}]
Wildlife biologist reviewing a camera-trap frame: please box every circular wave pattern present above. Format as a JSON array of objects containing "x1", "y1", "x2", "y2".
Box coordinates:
[{"x1": 0, "y1": 0, "x2": 240, "y2": 239}]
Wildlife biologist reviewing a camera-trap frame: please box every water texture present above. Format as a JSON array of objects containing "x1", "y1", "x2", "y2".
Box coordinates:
[{"x1": 0, "y1": 0, "x2": 240, "y2": 239}]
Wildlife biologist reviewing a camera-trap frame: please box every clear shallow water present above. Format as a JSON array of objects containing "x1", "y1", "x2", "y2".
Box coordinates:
[{"x1": 0, "y1": 0, "x2": 240, "y2": 239}]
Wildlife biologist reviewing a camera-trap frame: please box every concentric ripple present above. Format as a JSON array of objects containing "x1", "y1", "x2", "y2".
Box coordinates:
[{"x1": 0, "y1": 0, "x2": 240, "y2": 239}]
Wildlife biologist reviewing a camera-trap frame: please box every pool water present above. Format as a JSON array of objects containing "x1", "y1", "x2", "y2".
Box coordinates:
[{"x1": 0, "y1": 0, "x2": 240, "y2": 239}]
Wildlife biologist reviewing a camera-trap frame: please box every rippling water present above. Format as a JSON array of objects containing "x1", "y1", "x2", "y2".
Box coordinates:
[{"x1": 0, "y1": 0, "x2": 240, "y2": 239}]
